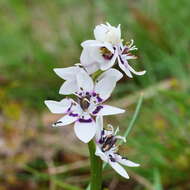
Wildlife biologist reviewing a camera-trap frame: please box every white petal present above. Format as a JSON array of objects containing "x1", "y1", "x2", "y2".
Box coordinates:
[
  {"x1": 59, "y1": 80, "x2": 78, "y2": 95},
  {"x1": 95, "y1": 116, "x2": 103, "y2": 141},
  {"x1": 115, "y1": 154, "x2": 139, "y2": 167},
  {"x1": 109, "y1": 161, "x2": 129, "y2": 179},
  {"x1": 97, "y1": 105, "x2": 125, "y2": 116},
  {"x1": 94, "y1": 24, "x2": 108, "y2": 42},
  {"x1": 76, "y1": 71, "x2": 94, "y2": 92},
  {"x1": 81, "y1": 40, "x2": 104, "y2": 48},
  {"x1": 54, "y1": 67, "x2": 80, "y2": 80},
  {"x1": 99, "y1": 52, "x2": 117, "y2": 71},
  {"x1": 44, "y1": 99, "x2": 71, "y2": 114},
  {"x1": 127, "y1": 63, "x2": 146, "y2": 76},
  {"x1": 74, "y1": 119, "x2": 96, "y2": 143},
  {"x1": 95, "y1": 76, "x2": 118, "y2": 101},
  {"x1": 80, "y1": 46, "x2": 102, "y2": 66},
  {"x1": 82, "y1": 40, "x2": 114, "y2": 53},
  {"x1": 121, "y1": 159, "x2": 140, "y2": 167},
  {"x1": 118, "y1": 60, "x2": 133, "y2": 78},
  {"x1": 53, "y1": 114, "x2": 77, "y2": 127},
  {"x1": 97, "y1": 68, "x2": 123, "y2": 82},
  {"x1": 95, "y1": 146, "x2": 108, "y2": 162},
  {"x1": 84, "y1": 63, "x2": 100, "y2": 75}
]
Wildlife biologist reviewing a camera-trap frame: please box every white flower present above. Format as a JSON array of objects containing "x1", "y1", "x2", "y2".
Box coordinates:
[
  {"x1": 54, "y1": 65, "x2": 123, "y2": 96},
  {"x1": 80, "y1": 22, "x2": 146, "y2": 77},
  {"x1": 44, "y1": 69, "x2": 125, "y2": 143},
  {"x1": 95, "y1": 116, "x2": 140, "y2": 179}
]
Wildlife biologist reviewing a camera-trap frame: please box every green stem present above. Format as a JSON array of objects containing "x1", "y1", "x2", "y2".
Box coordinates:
[{"x1": 88, "y1": 140, "x2": 103, "y2": 190}]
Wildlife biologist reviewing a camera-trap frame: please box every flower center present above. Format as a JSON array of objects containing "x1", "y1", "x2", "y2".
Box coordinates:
[
  {"x1": 100, "y1": 47, "x2": 113, "y2": 60},
  {"x1": 101, "y1": 134, "x2": 117, "y2": 152},
  {"x1": 80, "y1": 95, "x2": 90, "y2": 111}
]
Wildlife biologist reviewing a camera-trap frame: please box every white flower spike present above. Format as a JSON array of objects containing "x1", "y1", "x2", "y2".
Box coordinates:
[
  {"x1": 80, "y1": 22, "x2": 146, "y2": 77},
  {"x1": 44, "y1": 70, "x2": 125, "y2": 143},
  {"x1": 95, "y1": 116, "x2": 140, "y2": 179}
]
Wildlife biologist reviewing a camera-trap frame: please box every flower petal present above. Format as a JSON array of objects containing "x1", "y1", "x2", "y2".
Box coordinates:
[
  {"x1": 74, "y1": 119, "x2": 96, "y2": 143},
  {"x1": 94, "y1": 24, "x2": 108, "y2": 42},
  {"x1": 97, "y1": 68, "x2": 123, "y2": 82},
  {"x1": 127, "y1": 63, "x2": 146, "y2": 76},
  {"x1": 44, "y1": 99, "x2": 71, "y2": 114},
  {"x1": 81, "y1": 40, "x2": 104, "y2": 48},
  {"x1": 76, "y1": 70, "x2": 94, "y2": 92},
  {"x1": 54, "y1": 67, "x2": 80, "y2": 80},
  {"x1": 118, "y1": 59, "x2": 133, "y2": 78},
  {"x1": 99, "y1": 52, "x2": 117, "y2": 71},
  {"x1": 59, "y1": 80, "x2": 78, "y2": 95},
  {"x1": 84, "y1": 63, "x2": 100, "y2": 75},
  {"x1": 80, "y1": 44, "x2": 106, "y2": 65},
  {"x1": 95, "y1": 76, "x2": 118, "y2": 101},
  {"x1": 95, "y1": 146, "x2": 108, "y2": 162},
  {"x1": 116, "y1": 155, "x2": 140, "y2": 167},
  {"x1": 95, "y1": 116, "x2": 103, "y2": 141},
  {"x1": 109, "y1": 161, "x2": 129, "y2": 179},
  {"x1": 53, "y1": 114, "x2": 77, "y2": 127},
  {"x1": 96, "y1": 105, "x2": 125, "y2": 116}
]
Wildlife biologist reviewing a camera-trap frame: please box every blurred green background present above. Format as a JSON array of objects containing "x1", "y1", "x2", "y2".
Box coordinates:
[{"x1": 0, "y1": 0, "x2": 190, "y2": 189}]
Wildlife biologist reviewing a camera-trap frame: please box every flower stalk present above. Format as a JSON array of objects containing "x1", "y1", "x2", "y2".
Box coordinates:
[{"x1": 88, "y1": 140, "x2": 103, "y2": 190}]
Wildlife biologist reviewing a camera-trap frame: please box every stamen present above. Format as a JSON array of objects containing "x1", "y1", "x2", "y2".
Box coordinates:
[
  {"x1": 80, "y1": 95, "x2": 91, "y2": 111},
  {"x1": 101, "y1": 135, "x2": 117, "y2": 152}
]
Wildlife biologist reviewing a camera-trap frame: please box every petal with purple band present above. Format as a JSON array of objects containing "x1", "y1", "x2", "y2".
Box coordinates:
[
  {"x1": 99, "y1": 50, "x2": 117, "y2": 71},
  {"x1": 116, "y1": 155, "x2": 140, "y2": 167},
  {"x1": 53, "y1": 115, "x2": 77, "y2": 127},
  {"x1": 118, "y1": 58, "x2": 133, "y2": 78},
  {"x1": 95, "y1": 146, "x2": 108, "y2": 162},
  {"x1": 74, "y1": 119, "x2": 96, "y2": 143},
  {"x1": 96, "y1": 105, "x2": 125, "y2": 116},
  {"x1": 92, "y1": 105, "x2": 103, "y2": 115},
  {"x1": 78, "y1": 118, "x2": 93, "y2": 123},
  {"x1": 109, "y1": 161, "x2": 130, "y2": 179}
]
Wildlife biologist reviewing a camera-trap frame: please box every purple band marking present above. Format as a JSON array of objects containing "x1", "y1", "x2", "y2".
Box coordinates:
[
  {"x1": 92, "y1": 105, "x2": 103, "y2": 115},
  {"x1": 97, "y1": 96, "x2": 103, "y2": 102},
  {"x1": 92, "y1": 92, "x2": 96, "y2": 97},
  {"x1": 69, "y1": 113, "x2": 79, "y2": 117},
  {"x1": 78, "y1": 118, "x2": 93, "y2": 123}
]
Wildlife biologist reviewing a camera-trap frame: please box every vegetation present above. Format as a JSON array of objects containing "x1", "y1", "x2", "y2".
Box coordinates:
[{"x1": 0, "y1": 0, "x2": 190, "y2": 189}]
